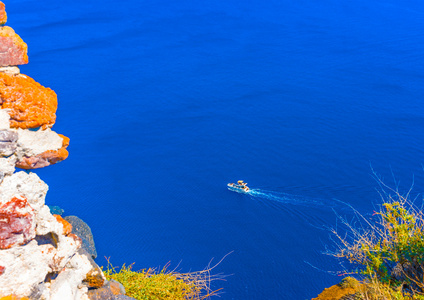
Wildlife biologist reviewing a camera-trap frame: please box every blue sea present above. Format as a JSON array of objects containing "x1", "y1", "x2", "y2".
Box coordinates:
[{"x1": 8, "y1": 0, "x2": 424, "y2": 298}]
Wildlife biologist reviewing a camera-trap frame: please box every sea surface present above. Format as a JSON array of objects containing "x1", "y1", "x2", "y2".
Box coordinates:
[{"x1": 8, "y1": 0, "x2": 424, "y2": 299}]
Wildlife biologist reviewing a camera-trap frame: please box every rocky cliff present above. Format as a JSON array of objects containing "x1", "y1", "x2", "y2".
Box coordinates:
[{"x1": 0, "y1": 3, "x2": 133, "y2": 299}]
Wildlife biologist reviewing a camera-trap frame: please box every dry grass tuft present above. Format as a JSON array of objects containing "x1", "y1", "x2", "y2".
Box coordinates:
[{"x1": 103, "y1": 256, "x2": 228, "y2": 300}]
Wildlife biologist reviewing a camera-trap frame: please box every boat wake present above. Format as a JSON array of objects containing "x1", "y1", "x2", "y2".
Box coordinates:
[{"x1": 247, "y1": 188, "x2": 331, "y2": 208}]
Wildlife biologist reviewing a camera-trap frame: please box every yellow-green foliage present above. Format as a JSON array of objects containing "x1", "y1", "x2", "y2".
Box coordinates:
[
  {"x1": 338, "y1": 276, "x2": 361, "y2": 289},
  {"x1": 354, "y1": 279, "x2": 424, "y2": 300},
  {"x1": 363, "y1": 202, "x2": 424, "y2": 283},
  {"x1": 332, "y1": 185, "x2": 424, "y2": 298},
  {"x1": 104, "y1": 262, "x2": 220, "y2": 300}
]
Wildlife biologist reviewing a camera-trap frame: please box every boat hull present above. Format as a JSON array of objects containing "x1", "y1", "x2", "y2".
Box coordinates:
[{"x1": 227, "y1": 183, "x2": 250, "y2": 194}]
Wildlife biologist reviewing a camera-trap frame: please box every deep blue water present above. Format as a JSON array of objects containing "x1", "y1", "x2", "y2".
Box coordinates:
[{"x1": 7, "y1": 0, "x2": 424, "y2": 298}]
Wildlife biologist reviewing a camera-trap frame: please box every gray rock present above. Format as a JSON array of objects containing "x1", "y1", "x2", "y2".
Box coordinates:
[
  {"x1": 87, "y1": 286, "x2": 114, "y2": 300},
  {"x1": 0, "y1": 129, "x2": 18, "y2": 142},
  {"x1": 28, "y1": 282, "x2": 49, "y2": 300},
  {"x1": 0, "y1": 129, "x2": 18, "y2": 156},
  {"x1": 64, "y1": 215, "x2": 97, "y2": 259},
  {"x1": 109, "y1": 279, "x2": 126, "y2": 295},
  {"x1": 113, "y1": 295, "x2": 137, "y2": 300}
]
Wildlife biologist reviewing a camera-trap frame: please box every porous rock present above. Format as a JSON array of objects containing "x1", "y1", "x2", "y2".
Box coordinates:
[
  {"x1": 0, "y1": 155, "x2": 16, "y2": 176},
  {"x1": 0, "y1": 126, "x2": 18, "y2": 175},
  {"x1": 0, "y1": 2, "x2": 6, "y2": 25},
  {"x1": 0, "y1": 27, "x2": 27, "y2": 67},
  {"x1": 14, "y1": 128, "x2": 63, "y2": 157},
  {"x1": 45, "y1": 233, "x2": 83, "y2": 272},
  {"x1": 0, "y1": 233, "x2": 85, "y2": 298},
  {"x1": 15, "y1": 132, "x2": 69, "y2": 169},
  {"x1": 54, "y1": 214, "x2": 72, "y2": 235},
  {"x1": 65, "y1": 216, "x2": 97, "y2": 259},
  {"x1": 0, "y1": 66, "x2": 19, "y2": 76},
  {"x1": 0, "y1": 130, "x2": 17, "y2": 156},
  {"x1": 0, "y1": 109, "x2": 10, "y2": 129},
  {"x1": 0, "y1": 109, "x2": 68, "y2": 170},
  {"x1": 35, "y1": 205, "x2": 65, "y2": 236},
  {"x1": 0, "y1": 240, "x2": 50, "y2": 297},
  {"x1": 49, "y1": 253, "x2": 92, "y2": 300},
  {"x1": 0, "y1": 171, "x2": 48, "y2": 212},
  {"x1": 0, "y1": 195, "x2": 35, "y2": 249},
  {"x1": 0, "y1": 72, "x2": 57, "y2": 129}
]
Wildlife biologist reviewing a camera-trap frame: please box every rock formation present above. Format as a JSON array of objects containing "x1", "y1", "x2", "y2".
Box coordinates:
[
  {"x1": 0, "y1": 2, "x2": 134, "y2": 299},
  {"x1": 0, "y1": 27, "x2": 27, "y2": 67},
  {"x1": 0, "y1": 72, "x2": 57, "y2": 129},
  {"x1": 0, "y1": 2, "x2": 6, "y2": 25}
]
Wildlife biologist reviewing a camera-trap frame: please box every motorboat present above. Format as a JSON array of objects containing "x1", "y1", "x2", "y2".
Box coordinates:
[{"x1": 227, "y1": 180, "x2": 250, "y2": 193}]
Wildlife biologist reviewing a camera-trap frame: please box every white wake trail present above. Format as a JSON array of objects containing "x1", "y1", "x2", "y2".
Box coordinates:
[{"x1": 247, "y1": 189, "x2": 327, "y2": 207}]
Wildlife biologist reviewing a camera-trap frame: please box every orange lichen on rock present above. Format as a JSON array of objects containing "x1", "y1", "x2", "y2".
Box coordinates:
[
  {"x1": 0, "y1": 296, "x2": 29, "y2": 300},
  {"x1": 59, "y1": 134, "x2": 70, "y2": 147},
  {"x1": 84, "y1": 271, "x2": 105, "y2": 288},
  {"x1": 0, "y1": 2, "x2": 6, "y2": 25},
  {"x1": 16, "y1": 134, "x2": 69, "y2": 169},
  {"x1": 0, "y1": 26, "x2": 28, "y2": 66},
  {"x1": 312, "y1": 277, "x2": 361, "y2": 300},
  {"x1": 0, "y1": 72, "x2": 57, "y2": 129},
  {"x1": 53, "y1": 214, "x2": 72, "y2": 235},
  {"x1": 312, "y1": 285, "x2": 356, "y2": 300},
  {"x1": 109, "y1": 281, "x2": 124, "y2": 295}
]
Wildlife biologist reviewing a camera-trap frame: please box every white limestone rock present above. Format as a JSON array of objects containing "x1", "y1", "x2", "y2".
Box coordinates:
[
  {"x1": 0, "y1": 155, "x2": 16, "y2": 176},
  {"x1": 0, "y1": 109, "x2": 10, "y2": 130},
  {"x1": 0, "y1": 240, "x2": 50, "y2": 297},
  {"x1": 36, "y1": 205, "x2": 64, "y2": 236},
  {"x1": 0, "y1": 171, "x2": 48, "y2": 212},
  {"x1": 0, "y1": 109, "x2": 65, "y2": 171},
  {"x1": 42, "y1": 234, "x2": 82, "y2": 273},
  {"x1": 49, "y1": 253, "x2": 92, "y2": 300},
  {"x1": 0, "y1": 66, "x2": 20, "y2": 75},
  {"x1": 0, "y1": 111, "x2": 16, "y2": 176},
  {"x1": 0, "y1": 233, "x2": 84, "y2": 298},
  {"x1": 14, "y1": 127, "x2": 63, "y2": 158},
  {"x1": 0, "y1": 113, "x2": 95, "y2": 299}
]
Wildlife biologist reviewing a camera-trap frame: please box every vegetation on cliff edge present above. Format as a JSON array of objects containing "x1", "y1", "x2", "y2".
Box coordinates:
[
  {"x1": 104, "y1": 259, "x2": 225, "y2": 300},
  {"x1": 330, "y1": 177, "x2": 424, "y2": 299}
]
